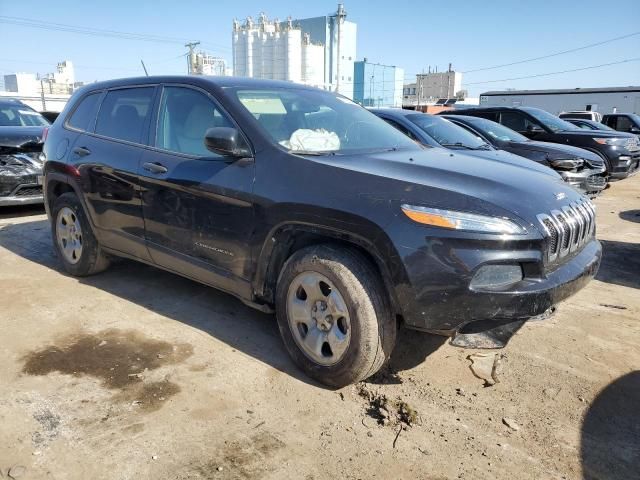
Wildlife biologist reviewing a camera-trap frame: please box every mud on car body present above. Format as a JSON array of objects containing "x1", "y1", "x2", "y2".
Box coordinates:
[
  {"x1": 0, "y1": 99, "x2": 49, "y2": 206},
  {"x1": 43, "y1": 76, "x2": 601, "y2": 387}
]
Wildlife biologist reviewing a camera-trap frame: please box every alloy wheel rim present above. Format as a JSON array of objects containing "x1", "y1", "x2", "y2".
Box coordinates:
[
  {"x1": 56, "y1": 207, "x2": 83, "y2": 264},
  {"x1": 286, "y1": 271, "x2": 351, "y2": 366}
]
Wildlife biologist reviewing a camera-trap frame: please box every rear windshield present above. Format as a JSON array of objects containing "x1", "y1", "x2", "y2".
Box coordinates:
[
  {"x1": 407, "y1": 114, "x2": 487, "y2": 149},
  {"x1": 462, "y1": 116, "x2": 529, "y2": 142},
  {"x1": 0, "y1": 103, "x2": 49, "y2": 127},
  {"x1": 231, "y1": 87, "x2": 418, "y2": 155}
]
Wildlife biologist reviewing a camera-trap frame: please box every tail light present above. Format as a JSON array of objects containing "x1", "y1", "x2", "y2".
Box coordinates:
[{"x1": 42, "y1": 127, "x2": 49, "y2": 143}]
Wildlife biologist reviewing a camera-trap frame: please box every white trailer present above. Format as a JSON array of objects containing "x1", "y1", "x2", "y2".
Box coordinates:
[{"x1": 479, "y1": 87, "x2": 640, "y2": 115}]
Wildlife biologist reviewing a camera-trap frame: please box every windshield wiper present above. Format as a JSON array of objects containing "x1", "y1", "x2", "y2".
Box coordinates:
[
  {"x1": 440, "y1": 142, "x2": 475, "y2": 150},
  {"x1": 289, "y1": 150, "x2": 336, "y2": 156}
]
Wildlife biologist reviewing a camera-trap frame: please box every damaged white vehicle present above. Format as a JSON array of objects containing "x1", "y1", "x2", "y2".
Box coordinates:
[{"x1": 0, "y1": 99, "x2": 49, "y2": 206}]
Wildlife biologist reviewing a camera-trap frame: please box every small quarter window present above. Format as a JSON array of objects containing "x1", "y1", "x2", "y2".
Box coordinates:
[{"x1": 67, "y1": 92, "x2": 101, "y2": 131}]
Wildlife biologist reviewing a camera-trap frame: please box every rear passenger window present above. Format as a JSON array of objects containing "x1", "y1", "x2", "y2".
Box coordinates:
[
  {"x1": 156, "y1": 86, "x2": 233, "y2": 157},
  {"x1": 67, "y1": 92, "x2": 101, "y2": 131},
  {"x1": 474, "y1": 112, "x2": 499, "y2": 122},
  {"x1": 95, "y1": 87, "x2": 155, "y2": 143}
]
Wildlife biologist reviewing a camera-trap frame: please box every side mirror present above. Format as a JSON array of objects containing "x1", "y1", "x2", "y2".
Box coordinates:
[
  {"x1": 527, "y1": 124, "x2": 544, "y2": 133},
  {"x1": 629, "y1": 126, "x2": 640, "y2": 134},
  {"x1": 204, "y1": 127, "x2": 252, "y2": 158}
]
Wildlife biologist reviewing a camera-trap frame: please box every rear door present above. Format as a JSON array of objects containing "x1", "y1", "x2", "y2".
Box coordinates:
[
  {"x1": 139, "y1": 84, "x2": 255, "y2": 291},
  {"x1": 75, "y1": 86, "x2": 157, "y2": 259}
]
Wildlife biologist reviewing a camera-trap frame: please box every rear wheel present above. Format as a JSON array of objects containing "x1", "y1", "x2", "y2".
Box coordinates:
[
  {"x1": 275, "y1": 244, "x2": 396, "y2": 388},
  {"x1": 51, "y1": 192, "x2": 110, "y2": 276}
]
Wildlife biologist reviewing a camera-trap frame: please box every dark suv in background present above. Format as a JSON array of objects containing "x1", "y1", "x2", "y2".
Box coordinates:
[
  {"x1": 43, "y1": 76, "x2": 601, "y2": 387},
  {"x1": 602, "y1": 113, "x2": 640, "y2": 138},
  {"x1": 441, "y1": 114, "x2": 607, "y2": 197},
  {"x1": 444, "y1": 106, "x2": 640, "y2": 179}
]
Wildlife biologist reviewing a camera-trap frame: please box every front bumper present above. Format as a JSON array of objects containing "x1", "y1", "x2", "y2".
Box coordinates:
[
  {"x1": 561, "y1": 166, "x2": 607, "y2": 197},
  {"x1": 396, "y1": 238, "x2": 601, "y2": 333},
  {"x1": 609, "y1": 151, "x2": 640, "y2": 179},
  {"x1": 0, "y1": 183, "x2": 44, "y2": 206}
]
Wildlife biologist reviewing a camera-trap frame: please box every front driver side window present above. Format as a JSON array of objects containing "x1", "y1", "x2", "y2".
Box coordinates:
[
  {"x1": 500, "y1": 112, "x2": 538, "y2": 133},
  {"x1": 156, "y1": 86, "x2": 233, "y2": 157}
]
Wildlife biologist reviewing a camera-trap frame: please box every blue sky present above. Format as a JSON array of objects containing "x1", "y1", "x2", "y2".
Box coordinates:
[{"x1": 1, "y1": 0, "x2": 639, "y2": 96}]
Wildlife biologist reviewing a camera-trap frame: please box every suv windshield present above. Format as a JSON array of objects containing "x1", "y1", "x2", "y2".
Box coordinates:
[
  {"x1": 464, "y1": 117, "x2": 529, "y2": 142},
  {"x1": 522, "y1": 107, "x2": 578, "y2": 133},
  {"x1": 408, "y1": 114, "x2": 489, "y2": 149},
  {"x1": 231, "y1": 88, "x2": 418, "y2": 154},
  {"x1": 0, "y1": 103, "x2": 50, "y2": 127}
]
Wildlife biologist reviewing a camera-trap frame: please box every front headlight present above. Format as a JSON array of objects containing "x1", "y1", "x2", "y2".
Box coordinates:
[
  {"x1": 400, "y1": 204, "x2": 526, "y2": 234},
  {"x1": 549, "y1": 158, "x2": 584, "y2": 170},
  {"x1": 594, "y1": 137, "x2": 626, "y2": 146}
]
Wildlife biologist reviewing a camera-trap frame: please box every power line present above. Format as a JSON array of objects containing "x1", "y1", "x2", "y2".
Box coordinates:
[
  {"x1": 0, "y1": 55, "x2": 188, "y2": 73},
  {"x1": 0, "y1": 16, "x2": 231, "y2": 52},
  {"x1": 464, "y1": 57, "x2": 640, "y2": 86},
  {"x1": 462, "y1": 31, "x2": 640, "y2": 74}
]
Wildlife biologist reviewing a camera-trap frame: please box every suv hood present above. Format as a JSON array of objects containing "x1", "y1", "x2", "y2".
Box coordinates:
[
  {"x1": 514, "y1": 140, "x2": 603, "y2": 167},
  {"x1": 330, "y1": 147, "x2": 584, "y2": 231},
  {"x1": 0, "y1": 126, "x2": 46, "y2": 155},
  {"x1": 555, "y1": 129, "x2": 634, "y2": 139},
  {"x1": 457, "y1": 148, "x2": 559, "y2": 177}
]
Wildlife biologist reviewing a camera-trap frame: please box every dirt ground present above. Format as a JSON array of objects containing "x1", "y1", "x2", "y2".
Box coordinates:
[{"x1": 0, "y1": 177, "x2": 638, "y2": 480}]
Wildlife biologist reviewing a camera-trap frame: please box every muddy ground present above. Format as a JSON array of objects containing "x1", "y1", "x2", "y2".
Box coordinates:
[{"x1": 0, "y1": 177, "x2": 638, "y2": 480}]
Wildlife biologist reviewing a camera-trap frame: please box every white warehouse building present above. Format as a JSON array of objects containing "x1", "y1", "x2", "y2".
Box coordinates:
[
  {"x1": 232, "y1": 4, "x2": 357, "y2": 97},
  {"x1": 479, "y1": 87, "x2": 640, "y2": 115},
  {"x1": 232, "y1": 15, "x2": 324, "y2": 86}
]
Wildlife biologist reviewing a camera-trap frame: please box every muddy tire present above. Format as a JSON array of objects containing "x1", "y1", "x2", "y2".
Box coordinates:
[
  {"x1": 275, "y1": 244, "x2": 396, "y2": 388},
  {"x1": 51, "y1": 192, "x2": 110, "y2": 276}
]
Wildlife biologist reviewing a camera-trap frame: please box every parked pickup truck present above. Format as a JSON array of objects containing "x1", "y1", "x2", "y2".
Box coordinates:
[{"x1": 43, "y1": 77, "x2": 602, "y2": 387}]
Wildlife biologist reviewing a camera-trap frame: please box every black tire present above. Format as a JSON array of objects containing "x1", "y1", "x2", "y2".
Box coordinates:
[
  {"x1": 51, "y1": 192, "x2": 110, "y2": 276},
  {"x1": 275, "y1": 244, "x2": 396, "y2": 388}
]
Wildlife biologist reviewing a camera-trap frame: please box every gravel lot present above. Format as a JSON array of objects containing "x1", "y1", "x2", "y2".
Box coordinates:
[{"x1": 0, "y1": 176, "x2": 638, "y2": 480}]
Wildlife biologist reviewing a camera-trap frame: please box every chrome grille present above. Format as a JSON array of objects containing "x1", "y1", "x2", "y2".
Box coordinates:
[
  {"x1": 625, "y1": 137, "x2": 640, "y2": 152},
  {"x1": 537, "y1": 198, "x2": 596, "y2": 262}
]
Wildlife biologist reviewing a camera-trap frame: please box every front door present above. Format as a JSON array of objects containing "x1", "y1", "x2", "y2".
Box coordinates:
[{"x1": 138, "y1": 85, "x2": 255, "y2": 291}]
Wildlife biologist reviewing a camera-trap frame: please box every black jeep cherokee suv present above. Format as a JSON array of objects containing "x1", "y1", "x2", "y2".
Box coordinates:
[
  {"x1": 444, "y1": 106, "x2": 640, "y2": 179},
  {"x1": 43, "y1": 77, "x2": 601, "y2": 387}
]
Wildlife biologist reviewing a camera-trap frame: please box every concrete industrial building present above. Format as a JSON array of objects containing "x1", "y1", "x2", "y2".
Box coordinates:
[
  {"x1": 189, "y1": 51, "x2": 230, "y2": 76},
  {"x1": 232, "y1": 14, "x2": 324, "y2": 87},
  {"x1": 3, "y1": 60, "x2": 78, "y2": 96},
  {"x1": 479, "y1": 86, "x2": 640, "y2": 115},
  {"x1": 232, "y1": 4, "x2": 357, "y2": 97},
  {"x1": 403, "y1": 66, "x2": 463, "y2": 106},
  {"x1": 287, "y1": 4, "x2": 357, "y2": 98},
  {"x1": 353, "y1": 60, "x2": 404, "y2": 107}
]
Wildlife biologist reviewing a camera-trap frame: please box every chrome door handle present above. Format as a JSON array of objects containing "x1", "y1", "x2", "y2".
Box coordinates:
[{"x1": 142, "y1": 162, "x2": 168, "y2": 174}]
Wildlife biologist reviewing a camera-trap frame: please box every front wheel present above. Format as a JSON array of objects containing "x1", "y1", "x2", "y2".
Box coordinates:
[{"x1": 275, "y1": 245, "x2": 396, "y2": 388}]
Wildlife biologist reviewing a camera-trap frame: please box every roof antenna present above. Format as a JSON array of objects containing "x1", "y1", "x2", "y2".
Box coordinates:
[{"x1": 140, "y1": 60, "x2": 149, "y2": 76}]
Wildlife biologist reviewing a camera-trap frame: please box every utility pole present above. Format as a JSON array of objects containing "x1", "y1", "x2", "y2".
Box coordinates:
[{"x1": 185, "y1": 41, "x2": 200, "y2": 75}]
